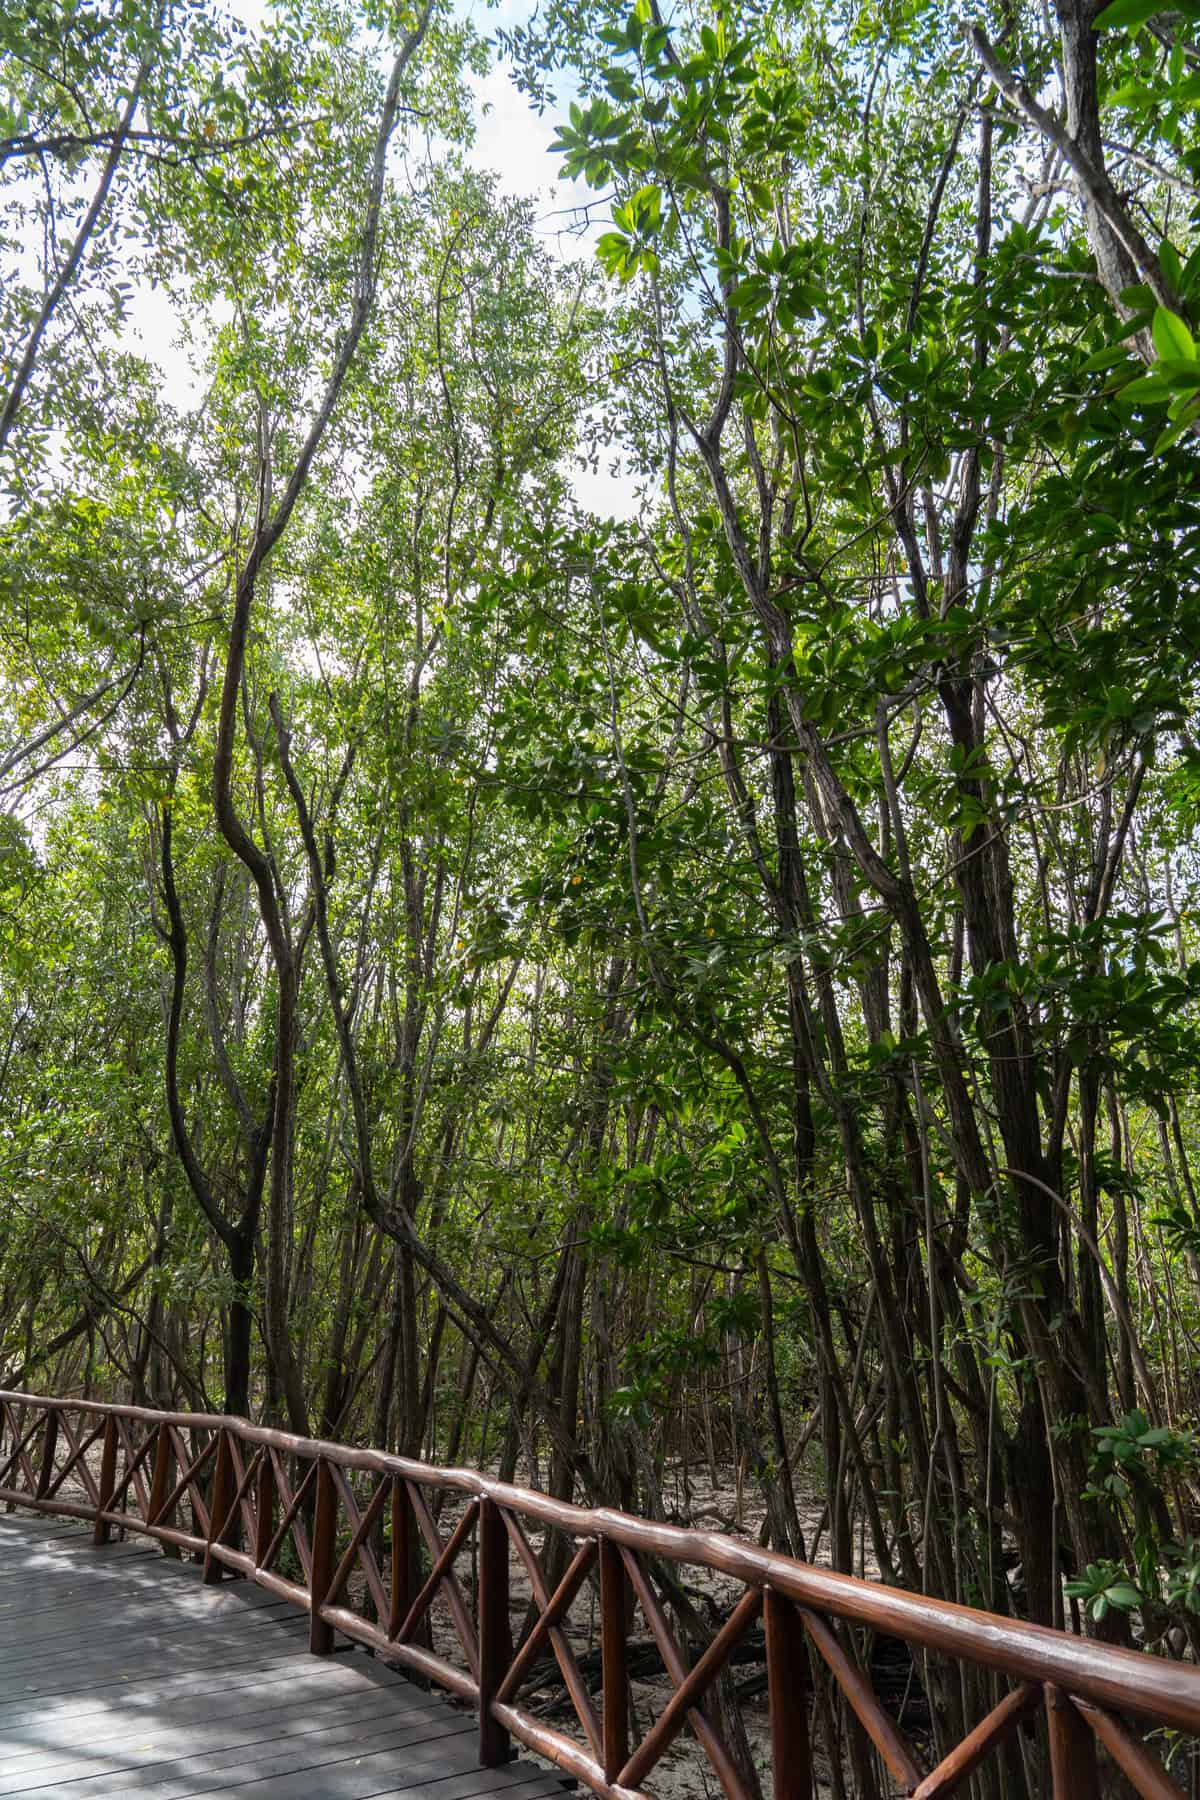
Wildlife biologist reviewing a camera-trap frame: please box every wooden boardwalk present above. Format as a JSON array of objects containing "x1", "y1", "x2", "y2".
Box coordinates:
[{"x1": 0, "y1": 1517, "x2": 565, "y2": 1800}]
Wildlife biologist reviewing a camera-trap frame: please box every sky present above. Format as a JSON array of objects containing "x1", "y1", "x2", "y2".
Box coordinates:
[{"x1": 129, "y1": 0, "x2": 640, "y2": 520}]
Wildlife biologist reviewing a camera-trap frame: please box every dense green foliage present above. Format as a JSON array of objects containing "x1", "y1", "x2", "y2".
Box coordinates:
[{"x1": 3, "y1": 0, "x2": 1200, "y2": 1787}]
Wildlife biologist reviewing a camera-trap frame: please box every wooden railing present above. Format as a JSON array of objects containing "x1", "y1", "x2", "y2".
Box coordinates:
[{"x1": 0, "y1": 1390, "x2": 1196, "y2": 1799}]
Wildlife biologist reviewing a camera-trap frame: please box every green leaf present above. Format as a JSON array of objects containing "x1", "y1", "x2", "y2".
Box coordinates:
[
  {"x1": 1181, "y1": 242, "x2": 1200, "y2": 297},
  {"x1": 1094, "y1": 0, "x2": 1163, "y2": 29},
  {"x1": 1152, "y1": 393, "x2": 1200, "y2": 453},
  {"x1": 1106, "y1": 1583, "x2": 1144, "y2": 1609},
  {"x1": 1120, "y1": 373, "x2": 1173, "y2": 404},
  {"x1": 1081, "y1": 343, "x2": 1135, "y2": 374},
  {"x1": 1161, "y1": 240, "x2": 1184, "y2": 293},
  {"x1": 1153, "y1": 307, "x2": 1196, "y2": 362}
]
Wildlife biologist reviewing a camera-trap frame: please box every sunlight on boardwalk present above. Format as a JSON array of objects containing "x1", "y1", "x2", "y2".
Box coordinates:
[{"x1": 0, "y1": 1517, "x2": 564, "y2": 1800}]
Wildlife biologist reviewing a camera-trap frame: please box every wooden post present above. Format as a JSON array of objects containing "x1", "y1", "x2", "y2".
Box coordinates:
[
  {"x1": 93, "y1": 1414, "x2": 118, "y2": 1545},
  {"x1": 148, "y1": 1423, "x2": 172, "y2": 1524},
  {"x1": 309, "y1": 1456, "x2": 337, "y2": 1654},
  {"x1": 34, "y1": 1410, "x2": 58, "y2": 1500},
  {"x1": 1046, "y1": 1685, "x2": 1099, "y2": 1800},
  {"x1": 600, "y1": 1536, "x2": 629, "y2": 1781},
  {"x1": 203, "y1": 1429, "x2": 235, "y2": 1585},
  {"x1": 147, "y1": 1422, "x2": 180, "y2": 1558},
  {"x1": 254, "y1": 1451, "x2": 276, "y2": 1568},
  {"x1": 1, "y1": 1404, "x2": 10, "y2": 1514},
  {"x1": 765, "y1": 1588, "x2": 814, "y2": 1800},
  {"x1": 477, "y1": 1497, "x2": 511, "y2": 1766},
  {"x1": 388, "y1": 1477, "x2": 415, "y2": 1638}
]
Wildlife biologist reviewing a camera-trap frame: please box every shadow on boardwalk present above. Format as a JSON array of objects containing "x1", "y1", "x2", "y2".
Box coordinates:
[{"x1": 0, "y1": 1516, "x2": 566, "y2": 1799}]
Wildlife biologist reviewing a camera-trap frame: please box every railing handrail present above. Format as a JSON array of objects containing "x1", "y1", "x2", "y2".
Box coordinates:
[{"x1": 2, "y1": 1385, "x2": 1198, "y2": 1739}]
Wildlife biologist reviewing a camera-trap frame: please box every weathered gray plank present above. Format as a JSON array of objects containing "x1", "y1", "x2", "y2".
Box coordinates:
[
  {"x1": 0, "y1": 1645, "x2": 327, "y2": 1732},
  {"x1": 214, "y1": 1763, "x2": 563, "y2": 1800},
  {"x1": 8, "y1": 1722, "x2": 477, "y2": 1800},
  {"x1": 0, "y1": 1648, "x2": 398, "y2": 1728},
  {"x1": 0, "y1": 1603, "x2": 296, "y2": 1658},
  {"x1": 0, "y1": 1633, "x2": 319, "y2": 1724},
  {"x1": 0, "y1": 1523, "x2": 83, "y2": 1543},
  {"x1": 371, "y1": 1780, "x2": 568, "y2": 1800},
  {"x1": 0, "y1": 1586, "x2": 295, "y2": 1652},
  {"x1": 0, "y1": 1671, "x2": 416, "y2": 1767},
  {"x1": 1, "y1": 1612, "x2": 312, "y2": 1694},
  {"x1": 0, "y1": 1696, "x2": 473, "y2": 1794}
]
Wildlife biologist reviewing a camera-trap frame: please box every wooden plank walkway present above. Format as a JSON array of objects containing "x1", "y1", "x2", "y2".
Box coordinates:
[{"x1": 0, "y1": 1516, "x2": 566, "y2": 1800}]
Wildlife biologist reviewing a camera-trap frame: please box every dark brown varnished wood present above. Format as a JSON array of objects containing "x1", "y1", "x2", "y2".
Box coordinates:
[
  {"x1": 153, "y1": 1425, "x2": 214, "y2": 1526},
  {"x1": 44, "y1": 1409, "x2": 104, "y2": 1507},
  {"x1": 397, "y1": 1496, "x2": 480, "y2": 1643},
  {"x1": 327, "y1": 1464, "x2": 391, "y2": 1621},
  {"x1": 147, "y1": 1422, "x2": 175, "y2": 1525},
  {"x1": 599, "y1": 1535, "x2": 628, "y2": 1783},
  {"x1": 168, "y1": 1422, "x2": 213, "y2": 1537},
  {"x1": 764, "y1": 1587, "x2": 813, "y2": 1800},
  {"x1": 147, "y1": 1421, "x2": 182, "y2": 1560},
  {"x1": 259, "y1": 1451, "x2": 315, "y2": 1581},
  {"x1": 4, "y1": 1386, "x2": 1195, "y2": 1734},
  {"x1": 389, "y1": 1474, "x2": 415, "y2": 1639},
  {"x1": 406, "y1": 1479, "x2": 480, "y2": 1680},
  {"x1": 33, "y1": 1404, "x2": 58, "y2": 1504},
  {"x1": 619, "y1": 1585, "x2": 762, "y2": 1790},
  {"x1": 93, "y1": 1412, "x2": 118, "y2": 1545},
  {"x1": 323, "y1": 1473, "x2": 390, "y2": 1613},
  {"x1": 203, "y1": 1428, "x2": 236, "y2": 1585},
  {"x1": 321, "y1": 1600, "x2": 480, "y2": 1700},
  {"x1": 495, "y1": 1535, "x2": 596, "y2": 1708},
  {"x1": 226, "y1": 1437, "x2": 262, "y2": 1550},
  {"x1": 34, "y1": 1409, "x2": 58, "y2": 1499},
  {"x1": 308, "y1": 1454, "x2": 337, "y2": 1654},
  {"x1": 254, "y1": 1444, "x2": 276, "y2": 1567},
  {"x1": 477, "y1": 1495, "x2": 511, "y2": 1767},
  {"x1": 619, "y1": 1543, "x2": 749, "y2": 1798},
  {"x1": 503, "y1": 1510, "x2": 602, "y2": 1760},
  {"x1": 1072, "y1": 1696, "x2": 1186, "y2": 1798},
  {"x1": 1046, "y1": 1683, "x2": 1100, "y2": 1799},
  {"x1": 6, "y1": 1404, "x2": 43, "y2": 1496}
]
